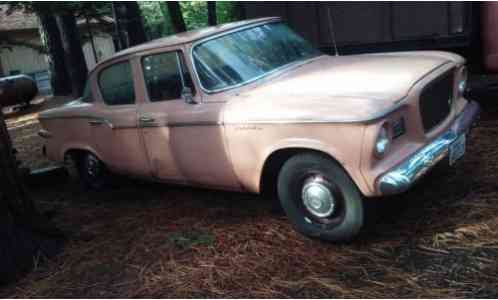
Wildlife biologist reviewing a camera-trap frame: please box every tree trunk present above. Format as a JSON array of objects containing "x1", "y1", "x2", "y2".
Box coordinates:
[
  {"x1": 56, "y1": 12, "x2": 88, "y2": 98},
  {"x1": 111, "y1": 2, "x2": 126, "y2": 51},
  {"x1": 233, "y1": 2, "x2": 246, "y2": 21},
  {"x1": 166, "y1": 1, "x2": 187, "y2": 33},
  {"x1": 38, "y1": 13, "x2": 72, "y2": 96},
  {"x1": 86, "y1": 15, "x2": 99, "y2": 64},
  {"x1": 0, "y1": 107, "x2": 62, "y2": 284},
  {"x1": 207, "y1": 1, "x2": 217, "y2": 26},
  {"x1": 120, "y1": 1, "x2": 147, "y2": 47}
]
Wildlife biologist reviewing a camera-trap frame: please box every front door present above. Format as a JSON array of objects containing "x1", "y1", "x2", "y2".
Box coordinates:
[{"x1": 138, "y1": 51, "x2": 240, "y2": 189}]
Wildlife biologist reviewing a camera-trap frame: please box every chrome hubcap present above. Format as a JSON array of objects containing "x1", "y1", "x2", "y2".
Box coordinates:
[
  {"x1": 302, "y1": 176, "x2": 335, "y2": 218},
  {"x1": 87, "y1": 155, "x2": 100, "y2": 178}
]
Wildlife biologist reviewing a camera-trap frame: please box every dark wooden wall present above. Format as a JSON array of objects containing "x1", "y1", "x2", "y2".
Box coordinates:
[{"x1": 243, "y1": 2, "x2": 474, "y2": 54}]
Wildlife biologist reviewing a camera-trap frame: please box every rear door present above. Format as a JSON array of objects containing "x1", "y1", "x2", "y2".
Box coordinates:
[{"x1": 91, "y1": 58, "x2": 150, "y2": 177}]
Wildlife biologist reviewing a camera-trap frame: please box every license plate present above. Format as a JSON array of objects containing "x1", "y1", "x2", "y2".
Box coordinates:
[{"x1": 449, "y1": 134, "x2": 466, "y2": 166}]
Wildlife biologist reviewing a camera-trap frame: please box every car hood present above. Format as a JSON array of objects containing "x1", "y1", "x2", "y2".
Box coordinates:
[{"x1": 223, "y1": 51, "x2": 462, "y2": 123}]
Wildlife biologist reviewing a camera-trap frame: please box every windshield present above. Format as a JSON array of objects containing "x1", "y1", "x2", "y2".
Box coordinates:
[{"x1": 192, "y1": 22, "x2": 321, "y2": 92}]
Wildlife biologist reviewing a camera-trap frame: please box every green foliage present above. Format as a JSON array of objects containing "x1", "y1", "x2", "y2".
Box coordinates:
[
  {"x1": 216, "y1": 2, "x2": 237, "y2": 24},
  {"x1": 140, "y1": 1, "x2": 237, "y2": 40},
  {"x1": 180, "y1": 1, "x2": 237, "y2": 30},
  {"x1": 139, "y1": 2, "x2": 172, "y2": 40},
  {"x1": 180, "y1": 1, "x2": 208, "y2": 30}
]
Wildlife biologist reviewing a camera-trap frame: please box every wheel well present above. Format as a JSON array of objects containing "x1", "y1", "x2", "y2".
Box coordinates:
[
  {"x1": 64, "y1": 149, "x2": 88, "y2": 165},
  {"x1": 259, "y1": 148, "x2": 339, "y2": 200}
]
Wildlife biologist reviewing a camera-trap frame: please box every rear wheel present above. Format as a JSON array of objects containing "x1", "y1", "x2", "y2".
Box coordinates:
[
  {"x1": 77, "y1": 152, "x2": 110, "y2": 190},
  {"x1": 277, "y1": 153, "x2": 364, "y2": 242}
]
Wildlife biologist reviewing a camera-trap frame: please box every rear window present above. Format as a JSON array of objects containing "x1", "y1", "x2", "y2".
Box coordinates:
[{"x1": 98, "y1": 61, "x2": 135, "y2": 105}]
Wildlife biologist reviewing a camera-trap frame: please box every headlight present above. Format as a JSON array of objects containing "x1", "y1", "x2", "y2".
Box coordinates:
[
  {"x1": 458, "y1": 66, "x2": 467, "y2": 97},
  {"x1": 374, "y1": 125, "x2": 390, "y2": 157}
]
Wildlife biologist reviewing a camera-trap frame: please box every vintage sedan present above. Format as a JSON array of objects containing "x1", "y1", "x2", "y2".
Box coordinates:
[{"x1": 39, "y1": 17, "x2": 480, "y2": 241}]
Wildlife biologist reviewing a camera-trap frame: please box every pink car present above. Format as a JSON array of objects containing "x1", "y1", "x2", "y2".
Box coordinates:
[{"x1": 39, "y1": 18, "x2": 479, "y2": 241}]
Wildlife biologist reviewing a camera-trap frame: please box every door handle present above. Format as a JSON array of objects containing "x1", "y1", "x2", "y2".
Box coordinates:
[
  {"x1": 139, "y1": 116, "x2": 156, "y2": 123},
  {"x1": 88, "y1": 120, "x2": 104, "y2": 126},
  {"x1": 89, "y1": 119, "x2": 114, "y2": 129}
]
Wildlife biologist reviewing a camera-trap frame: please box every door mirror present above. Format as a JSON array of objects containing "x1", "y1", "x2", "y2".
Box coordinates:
[{"x1": 181, "y1": 87, "x2": 197, "y2": 104}]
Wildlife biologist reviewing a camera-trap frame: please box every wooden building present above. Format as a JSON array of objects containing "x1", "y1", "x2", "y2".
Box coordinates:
[{"x1": 0, "y1": 6, "x2": 116, "y2": 95}]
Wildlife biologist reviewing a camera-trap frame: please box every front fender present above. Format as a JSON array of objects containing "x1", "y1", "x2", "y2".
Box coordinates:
[
  {"x1": 256, "y1": 137, "x2": 370, "y2": 195},
  {"x1": 59, "y1": 143, "x2": 102, "y2": 163},
  {"x1": 225, "y1": 123, "x2": 369, "y2": 196}
]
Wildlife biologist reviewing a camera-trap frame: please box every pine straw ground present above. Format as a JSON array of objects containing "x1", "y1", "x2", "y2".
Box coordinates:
[{"x1": 1, "y1": 98, "x2": 498, "y2": 298}]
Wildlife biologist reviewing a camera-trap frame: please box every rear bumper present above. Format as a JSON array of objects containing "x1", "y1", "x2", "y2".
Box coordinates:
[{"x1": 377, "y1": 100, "x2": 480, "y2": 195}]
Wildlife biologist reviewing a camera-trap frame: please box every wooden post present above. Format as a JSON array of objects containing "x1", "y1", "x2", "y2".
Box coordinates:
[
  {"x1": 0, "y1": 57, "x2": 4, "y2": 77},
  {"x1": 166, "y1": 1, "x2": 187, "y2": 33},
  {"x1": 207, "y1": 1, "x2": 217, "y2": 26},
  {"x1": 0, "y1": 105, "x2": 33, "y2": 215},
  {"x1": 86, "y1": 15, "x2": 99, "y2": 64},
  {"x1": 0, "y1": 92, "x2": 62, "y2": 284},
  {"x1": 56, "y1": 12, "x2": 89, "y2": 98}
]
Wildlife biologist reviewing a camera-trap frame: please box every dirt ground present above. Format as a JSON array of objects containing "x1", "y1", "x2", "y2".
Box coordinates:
[{"x1": 1, "y1": 96, "x2": 498, "y2": 298}]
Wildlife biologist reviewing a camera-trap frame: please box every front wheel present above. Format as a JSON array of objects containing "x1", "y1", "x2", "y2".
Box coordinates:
[{"x1": 277, "y1": 153, "x2": 364, "y2": 242}]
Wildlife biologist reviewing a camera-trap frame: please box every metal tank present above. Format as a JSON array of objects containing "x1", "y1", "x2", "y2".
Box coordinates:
[{"x1": 0, "y1": 75, "x2": 39, "y2": 108}]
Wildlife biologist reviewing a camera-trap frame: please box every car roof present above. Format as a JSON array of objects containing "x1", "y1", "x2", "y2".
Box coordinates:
[{"x1": 97, "y1": 17, "x2": 281, "y2": 67}]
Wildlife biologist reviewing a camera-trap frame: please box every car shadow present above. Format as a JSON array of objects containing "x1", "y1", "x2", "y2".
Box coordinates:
[{"x1": 26, "y1": 163, "x2": 472, "y2": 247}]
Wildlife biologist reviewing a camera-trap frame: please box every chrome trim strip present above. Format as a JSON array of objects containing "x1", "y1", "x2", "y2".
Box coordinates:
[
  {"x1": 87, "y1": 118, "x2": 114, "y2": 129},
  {"x1": 224, "y1": 111, "x2": 404, "y2": 125},
  {"x1": 377, "y1": 101, "x2": 480, "y2": 195},
  {"x1": 141, "y1": 121, "x2": 221, "y2": 128},
  {"x1": 39, "y1": 115, "x2": 123, "y2": 129},
  {"x1": 38, "y1": 115, "x2": 97, "y2": 120}
]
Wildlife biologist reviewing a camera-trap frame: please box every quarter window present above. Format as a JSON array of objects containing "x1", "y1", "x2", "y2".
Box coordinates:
[
  {"x1": 142, "y1": 52, "x2": 195, "y2": 102},
  {"x1": 98, "y1": 61, "x2": 135, "y2": 105}
]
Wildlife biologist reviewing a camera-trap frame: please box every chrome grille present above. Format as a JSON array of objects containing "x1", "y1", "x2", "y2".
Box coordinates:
[{"x1": 419, "y1": 70, "x2": 454, "y2": 132}]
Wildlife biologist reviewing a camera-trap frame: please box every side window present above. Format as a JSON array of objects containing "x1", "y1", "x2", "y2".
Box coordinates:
[
  {"x1": 98, "y1": 61, "x2": 135, "y2": 105},
  {"x1": 142, "y1": 52, "x2": 195, "y2": 102}
]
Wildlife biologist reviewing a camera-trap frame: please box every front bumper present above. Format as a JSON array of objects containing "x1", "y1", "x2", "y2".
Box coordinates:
[{"x1": 377, "y1": 100, "x2": 480, "y2": 195}]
